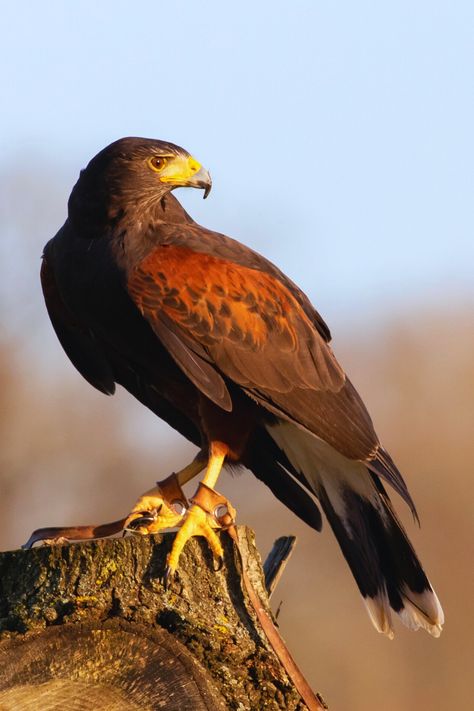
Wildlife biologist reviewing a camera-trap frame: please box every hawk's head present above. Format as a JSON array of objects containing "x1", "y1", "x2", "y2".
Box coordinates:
[{"x1": 68, "y1": 137, "x2": 211, "y2": 228}]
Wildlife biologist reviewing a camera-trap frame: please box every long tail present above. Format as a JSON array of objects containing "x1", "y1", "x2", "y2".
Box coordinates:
[{"x1": 267, "y1": 420, "x2": 444, "y2": 638}]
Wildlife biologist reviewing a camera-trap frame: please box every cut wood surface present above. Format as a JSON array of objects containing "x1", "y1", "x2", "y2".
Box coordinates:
[{"x1": 0, "y1": 527, "x2": 326, "y2": 710}]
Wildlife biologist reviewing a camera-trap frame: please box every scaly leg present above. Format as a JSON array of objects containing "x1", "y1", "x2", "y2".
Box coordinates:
[
  {"x1": 124, "y1": 455, "x2": 206, "y2": 534},
  {"x1": 166, "y1": 441, "x2": 229, "y2": 577}
]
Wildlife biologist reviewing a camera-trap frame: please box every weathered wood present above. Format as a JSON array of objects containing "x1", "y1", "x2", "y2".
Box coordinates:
[
  {"x1": 0, "y1": 622, "x2": 227, "y2": 710},
  {"x1": 0, "y1": 527, "x2": 326, "y2": 710}
]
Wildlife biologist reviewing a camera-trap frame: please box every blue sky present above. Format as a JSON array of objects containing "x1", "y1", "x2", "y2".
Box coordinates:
[{"x1": 1, "y1": 0, "x2": 473, "y2": 325}]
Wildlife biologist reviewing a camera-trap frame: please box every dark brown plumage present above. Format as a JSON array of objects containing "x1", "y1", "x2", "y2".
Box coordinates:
[{"x1": 41, "y1": 137, "x2": 443, "y2": 637}]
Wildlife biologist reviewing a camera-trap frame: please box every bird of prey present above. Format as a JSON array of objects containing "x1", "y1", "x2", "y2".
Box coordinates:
[{"x1": 40, "y1": 137, "x2": 443, "y2": 638}]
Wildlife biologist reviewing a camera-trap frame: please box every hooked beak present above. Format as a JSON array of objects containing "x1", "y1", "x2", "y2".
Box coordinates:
[
  {"x1": 159, "y1": 155, "x2": 212, "y2": 198},
  {"x1": 189, "y1": 165, "x2": 212, "y2": 199}
]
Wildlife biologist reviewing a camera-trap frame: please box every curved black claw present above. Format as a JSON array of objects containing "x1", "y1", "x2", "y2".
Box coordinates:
[
  {"x1": 163, "y1": 565, "x2": 178, "y2": 591},
  {"x1": 125, "y1": 511, "x2": 157, "y2": 531},
  {"x1": 214, "y1": 555, "x2": 224, "y2": 572}
]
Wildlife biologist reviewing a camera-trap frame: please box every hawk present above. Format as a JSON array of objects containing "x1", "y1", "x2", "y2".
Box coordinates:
[{"x1": 39, "y1": 137, "x2": 443, "y2": 638}]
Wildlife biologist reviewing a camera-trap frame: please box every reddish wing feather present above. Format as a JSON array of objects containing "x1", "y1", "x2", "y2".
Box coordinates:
[
  {"x1": 127, "y1": 239, "x2": 412, "y2": 507},
  {"x1": 128, "y1": 245, "x2": 345, "y2": 399}
]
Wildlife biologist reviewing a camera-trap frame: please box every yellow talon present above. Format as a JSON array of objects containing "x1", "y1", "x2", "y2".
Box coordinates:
[
  {"x1": 124, "y1": 485, "x2": 186, "y2": 534},
  {"x1": 166, "y1": 504, "x2": 224, "y2": 576},
  {"x1": 166, "y1": 442, "x2": 230, "y2": 576},
  {"x1": 124, "y1": 458, "x2": 207, "y2": 535},
  {"x1": 128, "y1": 443, "x2": 230, "y2": 576}
]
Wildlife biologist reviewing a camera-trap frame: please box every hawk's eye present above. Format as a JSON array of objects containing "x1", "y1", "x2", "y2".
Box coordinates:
[{"x1": 148, "y1": 156, "x2": 168, "y2": 172}]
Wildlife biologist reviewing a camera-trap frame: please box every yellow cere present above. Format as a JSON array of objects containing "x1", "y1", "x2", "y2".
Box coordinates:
[{"x1": 158, "y1": 154, "x2": 202, "y2": 184}]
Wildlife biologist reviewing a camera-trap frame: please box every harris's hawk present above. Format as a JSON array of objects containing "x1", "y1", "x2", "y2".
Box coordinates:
[{"x1": 39, "y1": 137, "x2": 443, "y2": 638}]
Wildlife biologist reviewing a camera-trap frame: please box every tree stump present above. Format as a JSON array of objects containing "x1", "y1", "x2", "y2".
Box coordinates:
[{"x1": 0, "y1": 527, "x2": 326, "y2": 710}]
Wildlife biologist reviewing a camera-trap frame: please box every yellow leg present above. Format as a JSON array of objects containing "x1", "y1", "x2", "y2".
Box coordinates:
[
  {"x1": 199, "y1": 441, "x2": 227, "y2": 489},
  {"x1": 166, "y1": 442, "x2": 228, "y2": 576},
  {"x1": 124, "y1": 457, "x2": 205, "y2": 534},
  {"x1": 176, "y1": 457, "x2": 207, "y2": 487}
]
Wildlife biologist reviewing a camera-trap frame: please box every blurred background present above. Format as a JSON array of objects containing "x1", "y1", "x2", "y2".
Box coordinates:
[{"x1": 1, "y1": 2, "x2": 473, "y2": 709}]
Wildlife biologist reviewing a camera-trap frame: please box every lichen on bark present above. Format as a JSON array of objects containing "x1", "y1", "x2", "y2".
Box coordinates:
[{"x1": 0, "y1": 527, "x2": 312, "y2": 710}]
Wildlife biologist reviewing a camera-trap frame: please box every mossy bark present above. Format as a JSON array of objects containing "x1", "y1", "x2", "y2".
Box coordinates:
[{"x1": 0, "y1": 527, "x2": 322, "y2": 710}]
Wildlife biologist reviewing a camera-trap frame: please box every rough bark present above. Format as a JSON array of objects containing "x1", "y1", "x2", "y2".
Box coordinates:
[{"x1": 0, "y1": 527, "x2": 325, "y2": 710}]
